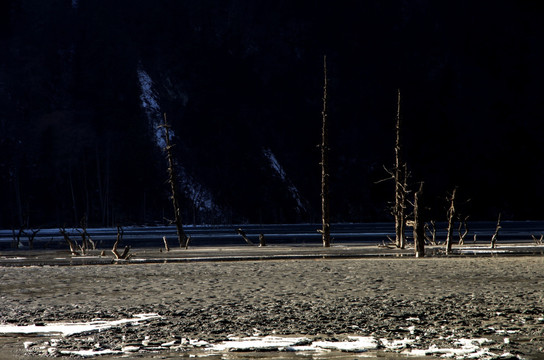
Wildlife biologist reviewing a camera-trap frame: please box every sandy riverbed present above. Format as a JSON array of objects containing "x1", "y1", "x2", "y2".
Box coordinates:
[{"x1": 1, "y1": 253, "x2": 544, "y2": 359}]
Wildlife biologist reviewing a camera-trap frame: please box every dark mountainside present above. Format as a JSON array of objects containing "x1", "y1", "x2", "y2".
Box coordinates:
[{"x1": 0, "y1": 1, "x2": 543, "y2": 228}]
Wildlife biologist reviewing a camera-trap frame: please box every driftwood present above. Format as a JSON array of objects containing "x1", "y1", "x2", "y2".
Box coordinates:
[
  {"x1": 59, "y1": 228, "x2": 80, "y2": 256},
  {"x1": 235, "y1": 228, "x2": 254, "y2": 246},
  {"x1": 490, "y1": 213, "x2": 501, "y2": 249},
  {"x1": 112, "y1": 226, "x2": 131, "y2": 260}
]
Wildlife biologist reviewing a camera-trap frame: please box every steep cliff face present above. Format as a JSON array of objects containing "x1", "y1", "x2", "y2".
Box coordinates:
[{"x1": 0, "y1": 1, "x2": 543, "y2": 227}]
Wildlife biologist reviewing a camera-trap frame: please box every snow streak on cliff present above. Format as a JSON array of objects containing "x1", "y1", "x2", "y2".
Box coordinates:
[
  {"x1": 137, "y1": 66, "x2": 221, "y2": 220},
  {"x1": 263, "y1": 148, "x2": 308, "y2": 215}
]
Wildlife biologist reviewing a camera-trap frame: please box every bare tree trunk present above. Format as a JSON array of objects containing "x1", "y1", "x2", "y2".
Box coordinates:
[
  {"x1": 235, "y1": 228, "x2": 254, "y2": 246},
  {"x1": 490, "y1": 213, "x2": 501, "y2": 249},
  {"x1": 112, "y1": 225, "x2": 131, "y2": 259},
  {"x1": 320, "y1": 55, "x2": 331, "y2": 248},
  {"x1": 445, "y1": 187, "x2": 457, "y2": 255},
  {"x1": 59, "y1": 228, "x2": 80, "y2": 256},
  {"x1": 160, "y1": 114, "x2": 189, "y2": 248},
  {"x1": 413, "y1": 182, "x2": 425, "y2": 258},
  {"x1": 458, "y1": 216, "x2": 469, "y2": 245},
  {"x1": 424, "y1": 220, "x2": 437, "y2": 245},
  {"x1": 394, "y1": 89, "x2": 406, "y2": 249},
  {"x1": 26, "y1": 229, "x2": 40, "y2": 250},
  {"x1": 162, "y1": 236, "x2": 170, "y2": 252}
]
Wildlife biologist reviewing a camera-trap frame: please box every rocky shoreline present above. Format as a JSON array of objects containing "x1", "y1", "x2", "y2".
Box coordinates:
[{"x1": 1, "y1": 253, "x2": 544, "y2": 359}]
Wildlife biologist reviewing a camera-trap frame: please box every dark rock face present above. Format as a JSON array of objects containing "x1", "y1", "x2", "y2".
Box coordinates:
[{"x1": 1, "y1": 1, "x2": 543, "y2": 227}]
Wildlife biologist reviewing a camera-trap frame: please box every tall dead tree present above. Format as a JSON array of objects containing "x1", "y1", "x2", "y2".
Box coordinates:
[
  {"x1": 445, "y1": 187, "x2": 457, "y2": 255},
  {"x1": 319, "y1": 55, "x2": 331, "y2": 248},
  {"x1": 413, "y1": 182, "x2": 425, "y2": 258},
  {"x1": 393, "y1": 89, "x2": 407, "y2": 249},
  {"x1": 159, "y1": 114, "x2": 190, "y2": 248}
]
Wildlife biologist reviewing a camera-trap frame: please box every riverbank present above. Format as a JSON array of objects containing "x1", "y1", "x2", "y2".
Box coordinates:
[{"x1": 1, "y1": 248, "x2": 544, "y2": 359}]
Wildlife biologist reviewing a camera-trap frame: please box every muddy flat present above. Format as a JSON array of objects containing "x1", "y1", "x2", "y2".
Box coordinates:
[{"x1": 1, "y1": 247, "x2": 544, "y2": 359}]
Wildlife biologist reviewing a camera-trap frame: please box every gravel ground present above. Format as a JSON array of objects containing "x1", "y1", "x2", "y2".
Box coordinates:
[{"x1": 1, "y1": 254, "x2": 544, "y2": 359}]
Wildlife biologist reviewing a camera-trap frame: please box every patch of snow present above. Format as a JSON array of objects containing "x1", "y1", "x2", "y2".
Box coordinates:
[
  {"x1": 404, "y1": 338, "x2": 496, "y2": 359},
  {"x1": 209, "y1": 336, "x2": 310, "y2": 351},
  {"x1": 59, "y1": 348, "x2": 121, "y2": 357},
  {"x1": 380, "y1": 338, "x2": 416, "y2": 350},
  {"x1": 263, "y1": 148, "x2": 308, "y2": 214},
  {"x1": 312, "y1": 336, "x2": 379, "y2": 352},
  {"x1": 0, "y1": 313, "x2": 160, "y2": 336}
]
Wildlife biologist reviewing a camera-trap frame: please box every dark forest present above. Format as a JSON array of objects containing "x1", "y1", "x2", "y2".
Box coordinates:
[{"x1": 0, "y1": 0, "x2": 543, "y2": 228}]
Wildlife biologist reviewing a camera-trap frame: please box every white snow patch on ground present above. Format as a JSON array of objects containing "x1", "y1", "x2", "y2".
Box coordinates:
[
  {"x1": 263, "y1": 148, "x2": 308, "y2": 214},
  {"x1": 312, "y1": 336, "x2": 379, "y2": 352},
  {"x1": 60, "y1": 348, "x2": 121, "y2": 357},
  {"x1": 0, "y1": 313, "x2": 160, "y2": 336},
  {"x1": 209, "y1": 336, "x2": 310, "y2": 351},
  {"x1": 404, "y1": 338, "x2": 497, "y2": 359}
]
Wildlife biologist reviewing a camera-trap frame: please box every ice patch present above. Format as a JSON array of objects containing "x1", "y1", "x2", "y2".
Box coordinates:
[{"x1": 0, "y1": 313, "x2": 160, "y2": 336}]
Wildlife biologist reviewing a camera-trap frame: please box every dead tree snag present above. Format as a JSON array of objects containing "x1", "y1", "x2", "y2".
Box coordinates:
[
  {"x1": 319, "y1": 55, "x2": 331, "y2": 248},
  {"x1": 159, "y1": 114, "x2": 189, "y2": 248},
  {"x1": 59, "y1": 227, "x2": 80, "y2": 256},
  {"x1": 490, "y1": 213, "x2": 501, "y2": 249},
  {"x1": 424, "y1": 220, "x2": 437, "y2": 245},
  {"x1": 112, "y1": 226, "x2": 131, "y2": 260},
  {"x1": 458, "y1": 216, "x2": 469, "y2": 245},
  {"x1": 413, "y1": 182, "x2": 425, "y2": 258},
  {"x1": 235, "y1": 228, "x2": 254, "y2": 246},
  {"x1": 445, "y1": 187, "x2": 457, "y2": 255},
  {"x1": 393, "y1": 89, "x2": 407, "y2": 249},
  {"x1": 162, "y1": 236, "x2": 170, "y2": 252}
]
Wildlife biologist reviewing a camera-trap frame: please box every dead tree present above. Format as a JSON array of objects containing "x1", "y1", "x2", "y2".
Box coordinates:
[
  {"x1": 162, "y1": 236, "x2": 170, "y2": 252},
  {"x1": 235, "y1": 228, "x2": 254, "y2": 246},
  {"x1": 25, "y1": 228, "x2": 40, "y2": 249},
  {"x1": 112, "y1": 226, "x2": 131, "y2": 260},
  {"x1": 424, "y1": 220, "x2": 437, "y2": 245},
  {"x1": 318, "y1": 55, "x2": 331, "y2": 248},
  {"x1": 413, "y1": 182, "x2": 425, "y2": 258},
  {"x1": 532, "y1": 234, "x2": 543, "y2": 245},
  {"x1": 159, "y1": 114, "x2": 190, "y2": 248},
  {"x1": 490, "y1": 213, "x2": 501, "y2": 249},
  {"x1": 77, "y1": 216, "x2": 95, "y2": 253},
  {"x1": 11, "y1": 228, "x2": 24, "y2": 249},
  {"x1": 59, "y1": 227, "x2": 80, "y2": 256},
  {"x1": 393, "y1": 89, "x2": 407, "y2": 249},
  {"x1": 458, "y1": 216, "x2": 469, "y2": 245},
  {"x1": 445, "y1": 187, "x2": 457, "y2": 255}
]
